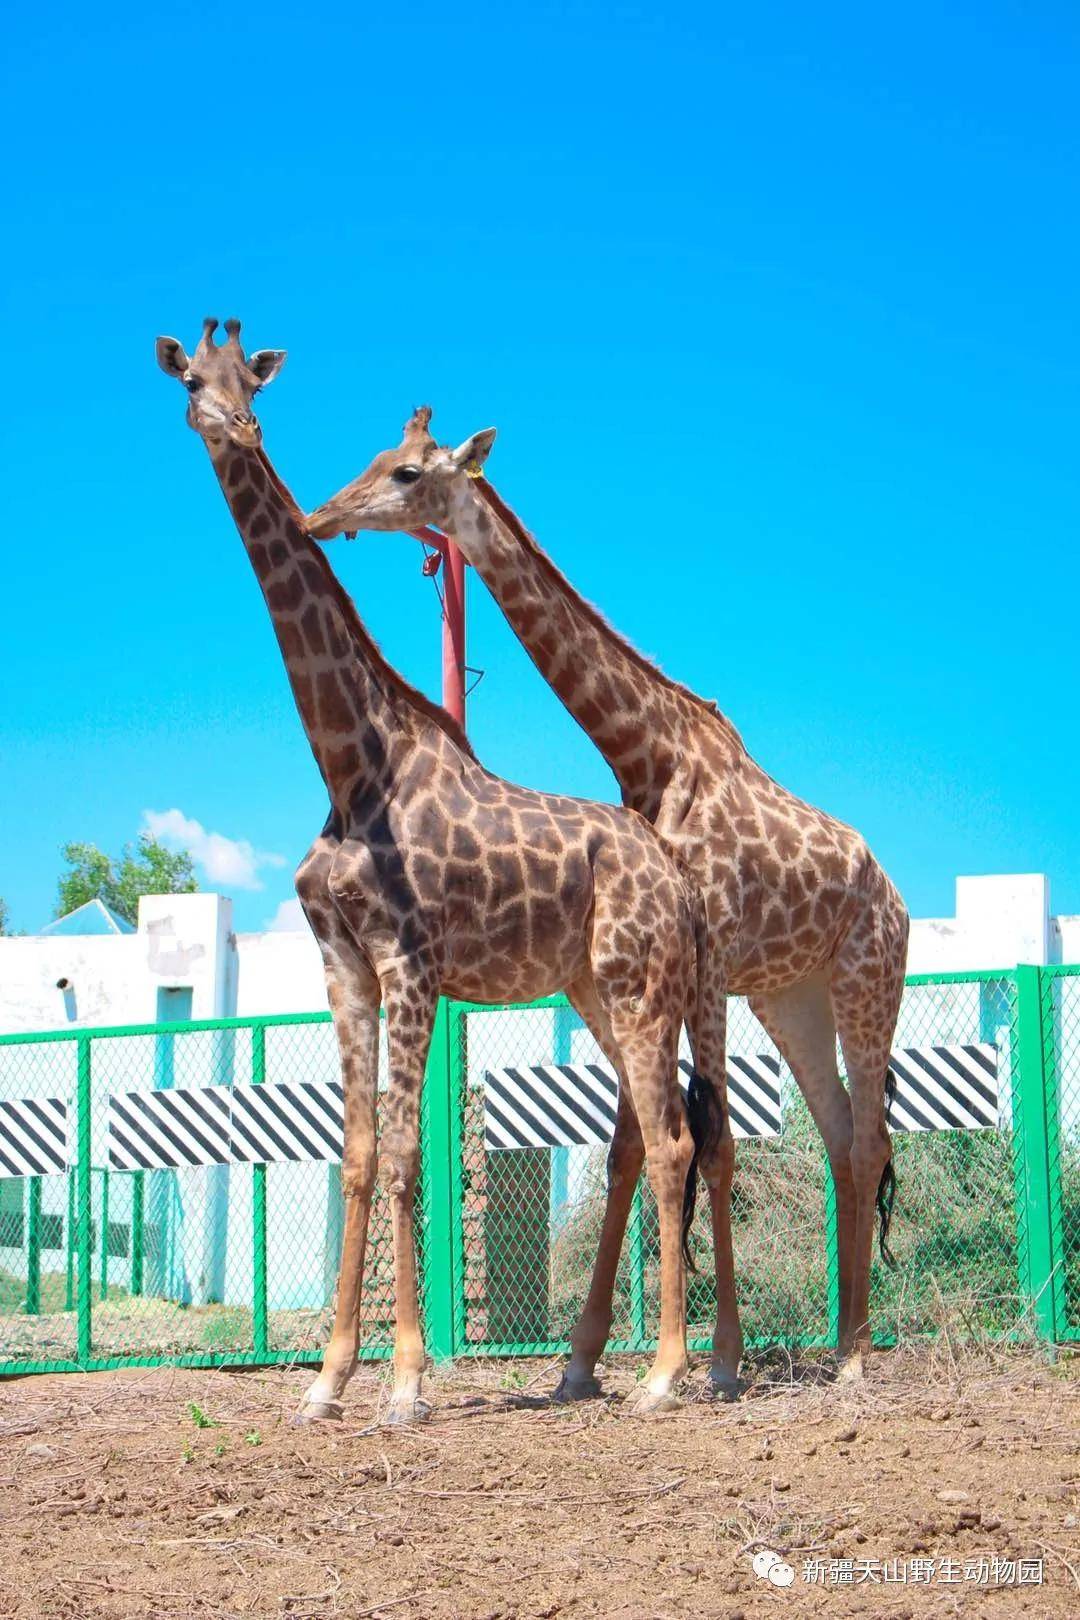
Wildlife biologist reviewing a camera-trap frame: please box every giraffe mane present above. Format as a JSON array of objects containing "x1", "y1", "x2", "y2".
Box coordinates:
[
  {"x1": 252, "y1": 447, "x2": 478, "y2": 763},
  {"x1": 470, "y1": 476, "x2": 744, "y2": 751}
]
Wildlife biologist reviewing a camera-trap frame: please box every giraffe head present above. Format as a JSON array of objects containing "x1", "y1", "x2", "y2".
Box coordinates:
[
  {"x1": 306, "y1": 407, "x2": 496, "y2": 539},
  {"x1": 155, "y1": 318, "x2": 287, "y2": 449}
]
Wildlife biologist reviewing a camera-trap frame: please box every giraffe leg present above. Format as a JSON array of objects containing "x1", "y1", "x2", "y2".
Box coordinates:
[
  {"x1": 380, "y1": 969, "x2": 438, "y2": 1426},
  {"x1": 298, "y1": 950, "x2": 380, "y2": 1422},
  {"x1": 686, "y1": 981, "x2": 744, "y2": 1399},
  {"x1": 553, "y1": 976, "x2": 643, "y2": 1401},
  {"x1": 611, "y1": 1024, "x2": 694, "y2": 1415},
  {"x1": 830, "y1": 936, "x2": 906, "y2": 1380},
  {"x1": 750, "y1": 975, "x2": 857, "y2": 1357},
  {"x1": 559, "y1": 1094, "x2": 644, "y2": 1399}
]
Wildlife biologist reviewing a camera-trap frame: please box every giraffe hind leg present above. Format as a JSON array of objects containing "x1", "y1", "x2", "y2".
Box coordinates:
[
  {"x1": 830, "y1": 940, "x2": 906, "y2": 1379},
  {"x1": 749, "y1": 974, "x2": 857, "y2": 1357},
  {"x1": 553, "y1": 973, "x2": 643, "y2": 1402}
]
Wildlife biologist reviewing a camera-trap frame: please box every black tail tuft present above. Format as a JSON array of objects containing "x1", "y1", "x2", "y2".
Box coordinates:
[
  {"x1": 682, "y1": 1069, "x2": 724, "y2": 1270},
  {"x1": 876, "y1": 1160, "x2": 898, "y2": 1268},
  {"x1": 877, "y1": 1058, "x2": 899, "y2": 1266},
  {"x1": 883, "y1": 1061, "x2": 897, "y2": 1126}
]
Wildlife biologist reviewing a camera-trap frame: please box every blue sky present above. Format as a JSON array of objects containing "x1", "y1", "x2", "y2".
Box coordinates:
[{"x1": 2, "y1": 2, "x2": 1078, "y2": 934}]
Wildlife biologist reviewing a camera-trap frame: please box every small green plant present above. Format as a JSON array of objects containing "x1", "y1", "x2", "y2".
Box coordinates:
[
  {"x1": 181, "y1": 1441, "x2": 195, "y2": 1464},
  {"x1": 213, "y1": 1440, "x2": 227, "y2": 1457},
  {"x1": 245, "y1": 1430, "x2": 262, "y2": 1446},
  {"x1": 500, "y1": 1367, "x2": 525, "y2": 1390},
  {"x1": 187, "y1": 1402, "x2": 219, "y2": 1429}
]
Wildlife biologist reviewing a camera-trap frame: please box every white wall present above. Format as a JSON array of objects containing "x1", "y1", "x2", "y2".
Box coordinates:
[{"x1": 0, "y1": 894, "x2": 235, "y2": 1034}]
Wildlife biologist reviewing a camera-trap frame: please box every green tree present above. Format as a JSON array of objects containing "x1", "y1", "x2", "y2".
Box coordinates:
[{"x1": 56, "y1": 834, "x2": 198, "y2": 925}]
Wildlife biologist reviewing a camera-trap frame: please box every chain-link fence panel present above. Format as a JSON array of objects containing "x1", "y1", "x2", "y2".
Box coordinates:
[
  {"x1": 85, "y1": 1024, "x2": 256, "y2": 1362},
  {"x1": 0, "y1": 1034, "x2": 80, "y2": 1367},
  {"x1": 871, "y1": 975, "x2": 1023, "y2": 1343},
  {"x1": 455, "y1": 1001, "x2": 639, "y2": 1352}
]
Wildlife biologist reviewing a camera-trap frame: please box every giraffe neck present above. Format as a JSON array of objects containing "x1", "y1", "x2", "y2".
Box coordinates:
[
  {"x1": 205, "y1": 437, "x2": 472, "y2": 810},
  {"x1": 441, "y1": 477, "x2": 742, "y2": 808}
]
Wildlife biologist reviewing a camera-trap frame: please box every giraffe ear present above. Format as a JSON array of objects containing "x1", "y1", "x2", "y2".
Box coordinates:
[
  {"x1": 155, "y1": 336, "x2": 190, "y2": 379},
  {"x1": 248, "y1": 349, "x2": 288, "y2": 387},
  {"x1": 450, "y1": 428, "x2": 497, "y2": 470}
]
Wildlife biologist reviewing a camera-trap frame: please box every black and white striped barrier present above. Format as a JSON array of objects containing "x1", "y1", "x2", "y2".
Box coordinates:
[
  {"x1": 483, "y1": 1043, "x2": 1001, "y2": 1150},
  {"x1": 107, "y1": 1082, "x2": 346, "y2": 1171},
  {"x1": 886, "y1": 1043, "x2": 998, "y2": 1132},
  {"x1": 0, "y1": 1097, "x2": 68, "y2": 1179},
  {"x1": 483, "y1": 1055, "x2": 784, "y2": 1150},
  {"x1": 0, "y1": 1039, "x2": 1003, "y2": 1181}
]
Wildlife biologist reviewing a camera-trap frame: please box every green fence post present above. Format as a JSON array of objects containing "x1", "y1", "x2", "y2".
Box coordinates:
[
  {"x1": 628, "y1": 1183, "x2": 648, "y2": 1348},
  {"x1": 75, "y1": 1035, "x2": 93, "y2": 1365},
  {"x1": 823, "y1": 1165, "x2": 841, "y2": 1347},
  {"x1": 130, "y1": 1171, "x2": 144, "y2": 1297},
  {"x1": 251, "y1": 1025, "x2": 269, "y2": 1359},
  {"x1": 1012, "y1": 965, "x2": 1060, "y2": 1342},
  {"x1": 423, "y1": 999, "x2": 462, "y2": 1360},
  {"x1": 65, "y1": 1171, "x2": 75, "y2": 1312},
  {"x1": 25, "y1": 1178, "x2": 42, "y2": 1316},
  {"x1": 1039, "y1": 972, "x2": 1069, "y2": 1338}
]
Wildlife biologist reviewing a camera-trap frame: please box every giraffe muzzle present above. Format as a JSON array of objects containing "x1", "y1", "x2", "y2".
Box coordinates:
[{"x1": 229, "y1": 412, "x2": 262, "y2": 449}]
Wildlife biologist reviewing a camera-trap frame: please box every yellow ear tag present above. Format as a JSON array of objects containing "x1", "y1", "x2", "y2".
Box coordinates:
[{"x1": 464, "y1": 458, "x2": 485, "y2": 480}]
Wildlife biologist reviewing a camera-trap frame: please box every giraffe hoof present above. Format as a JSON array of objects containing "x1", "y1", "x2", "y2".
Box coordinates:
[
  {"x1": 706, "y1": 1371, "x2": 746, "y2": 1404},
  {"x1": 551, "y1": 1373, "x2": 603, "y2": 1404},
  {"x1": 629, "y1": 1384, "x2": 682, "y2": 1416},
  {"x1": 292, "y1": 1399, "x2": 344, "y2": 1426},
  {"x1": 836, "y1": 1351, "x2": 866, "y2": 1384},
  {"x1": 385, "y1": 1396, "x2": 432, "y2": 1428}
]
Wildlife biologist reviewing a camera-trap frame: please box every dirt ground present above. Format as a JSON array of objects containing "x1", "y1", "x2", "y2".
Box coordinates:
[{"x1": 0, "y1": 1347, "x2": 1077, "y2": 1620}]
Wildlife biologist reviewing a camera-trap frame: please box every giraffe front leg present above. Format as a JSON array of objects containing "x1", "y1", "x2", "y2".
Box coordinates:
[{"x1": 381, "y1": 973, "x2": 438, "y2": 1427}]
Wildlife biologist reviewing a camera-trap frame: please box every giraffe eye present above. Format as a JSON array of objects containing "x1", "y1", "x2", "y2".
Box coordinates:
[
  {"x1": 184, "y1": 375, "x2": 202, "y2": 393},
  {"x1": 391, "y1": 464, "x2": 423, "y2": 485}
]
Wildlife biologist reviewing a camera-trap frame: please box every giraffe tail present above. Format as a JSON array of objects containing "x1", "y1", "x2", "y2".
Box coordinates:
[
  {"x1": 683, "y1": 1069, "x2": 724, "y2": 1270},
  {"x1": 877, "y1": 1064, "x2": 899, "y2": 1266},
  {"x1": 682, "y1": 889, "x2": 724, "y2": 1270}
]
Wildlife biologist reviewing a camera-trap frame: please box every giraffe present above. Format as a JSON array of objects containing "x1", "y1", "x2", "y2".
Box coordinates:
[
  {"x1": 306, "y1": 409, "x2": 911, "y2": 1389},
  {"x1": 156, "y1": 322, "x2": 727, "y2": 1421}
]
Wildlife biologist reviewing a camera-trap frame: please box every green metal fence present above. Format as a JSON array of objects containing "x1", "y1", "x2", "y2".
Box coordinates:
[{"x1": 0, "y1": 965, "x2": 1076, "y2": 1377}]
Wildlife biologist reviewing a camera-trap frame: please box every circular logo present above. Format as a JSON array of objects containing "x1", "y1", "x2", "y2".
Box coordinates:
[{"x1": 751, "y1": 1548, "x2": 795, "y2": 1587}]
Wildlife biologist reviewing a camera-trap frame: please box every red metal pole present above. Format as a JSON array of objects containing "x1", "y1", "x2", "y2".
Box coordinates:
[
  {"x1": 439, "y1": 536, "x2": 467, "y2": 728},
  {"x1": 405, "y1": 525, "x2": 467, "y2": 728}
]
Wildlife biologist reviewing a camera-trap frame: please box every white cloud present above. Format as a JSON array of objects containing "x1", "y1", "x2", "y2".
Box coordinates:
[
  {"x1": 266, "y1": 898, "x2": 310, "y2": 933},
  {"x1": 142, "y1": 808, "x2": 287, "y2": 893}
]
